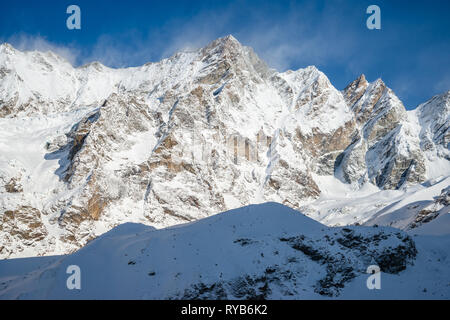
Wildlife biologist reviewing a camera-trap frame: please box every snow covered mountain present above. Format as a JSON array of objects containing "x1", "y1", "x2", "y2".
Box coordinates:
[
  {"x1": 0, "y1": 35, "x2": 449, "y2": 259},
  {"x1": 2, "y1": 202, "x2": 449, "y2": 299}
]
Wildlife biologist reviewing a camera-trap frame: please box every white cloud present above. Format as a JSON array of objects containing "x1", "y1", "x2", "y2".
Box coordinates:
[
  {"x1": 434, "y1": 75, "x2": 450, "y2": 94},
  {"x1": 2, "y1": 2, "x2": 360, "y2": 72},
  {"x1": 5, "y1": 34, "x2": 80, "y2": 66}
]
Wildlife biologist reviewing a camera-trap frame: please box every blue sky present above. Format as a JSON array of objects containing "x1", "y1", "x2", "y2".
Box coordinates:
[{"x1": 1, "y1": 0, "x2": 449, "y2": 109}]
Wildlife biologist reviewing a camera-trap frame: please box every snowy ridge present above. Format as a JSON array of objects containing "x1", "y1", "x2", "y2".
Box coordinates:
[{"x1": 1, "y1": 203, "x2": 449, "y2": 299}]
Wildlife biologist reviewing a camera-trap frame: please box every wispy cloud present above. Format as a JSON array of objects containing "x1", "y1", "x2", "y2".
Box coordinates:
[
  {"x1": 434, "y1": 75, "x2": 450, "y2": 94},
  {"x1": 0, "y1": 2, "x2": 364, "y2": 72},
  {"x1": 4, "y1": 33, "x2": 81, "y2": 66},
  {"x1": 235, "y1": 2, "x2": 360, "y2": 71}
]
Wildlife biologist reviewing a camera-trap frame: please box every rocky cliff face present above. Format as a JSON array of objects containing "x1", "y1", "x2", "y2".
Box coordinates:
[
  {"x1": 415, "y1": 91, "x2": 450, "y2": 162},
  {"x1": 339, "y1": 75, "x2": 429, "y2": 189},
  {"x1": 0, "y1": 36, "x2": 448, "y2": 258}
]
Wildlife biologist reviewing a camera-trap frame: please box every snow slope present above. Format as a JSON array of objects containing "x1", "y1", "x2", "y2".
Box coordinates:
[
  {"x1": 0, "y1": 203, "x2": 448, "y2": 299},
  {"x1": 301, "y1": 176, "x2": 449, "y2": 228}
]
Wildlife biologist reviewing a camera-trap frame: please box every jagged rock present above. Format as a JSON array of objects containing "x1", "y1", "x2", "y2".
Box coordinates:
[
  {"x1": 340, "y1": 77, "x2": 427, "y2": 189},
  {"x1": 0, "y1": 206, "x2": 48, "y2": 257},
  {"x1": 409, "y1": 186, "x2": 450, "y2": 229},
  {"x1": 4, "y1": 178, "x2": 22, "y2": 193},
  {"x1": 416, "y1": 91, "x2": 450, "y2": 161}
]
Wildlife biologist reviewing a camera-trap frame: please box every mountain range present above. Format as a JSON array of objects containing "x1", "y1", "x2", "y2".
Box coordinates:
[{"x1": 0, "y1": 35, "x2": 448, "y2": 261}]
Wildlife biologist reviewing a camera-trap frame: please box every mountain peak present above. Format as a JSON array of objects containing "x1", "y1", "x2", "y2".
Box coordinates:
[
  {"x1": 373, "y1": 77, "x2": 386, "y2": 88},
  {"x1": 199, "y1": 34, "x2": 272, "y2": 79},
  {"x1": 78, "y1": 60, "x2": 106, "y2": 70},
  {"x1": 220, "y1": 34, "x2": 239, "y2": 43},
  {"x1": 203, "y1": 34, "x2": 244, "y2": 55},
  {"x1": 0, "y1": 43, "x2": 16, "y2": 55},
  {"x1": 215, "y1": 34, "x2": 241, "y2": 46},
  {"x1": 344, "y1": 74, "x2": 368, "y2": 91},
  {"x1": 343, "y1": 74, "x2": 370, "y2": 107},
  {"x1": 358, "y1": 73, "x2": 366, "y2": 82}
]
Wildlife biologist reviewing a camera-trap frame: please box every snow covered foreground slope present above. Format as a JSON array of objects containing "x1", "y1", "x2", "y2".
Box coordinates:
[
  {"x1": 0, "y1": 35, "x2": 449, "y2": 259},
  {"x1": 0, "y1": 202, "x2": 449, "y2": 300}
]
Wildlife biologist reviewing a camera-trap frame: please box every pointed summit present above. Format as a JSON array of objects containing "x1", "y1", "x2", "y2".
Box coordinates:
[
  {"x1": 358, "y1": 73, "x2": 366, "y2": 82},
  {"x1": 199, "y1": 34, "x2": 271, "y2": 82},
  {"x1": 345, "y1": 74, "x2": 367, "y2": 87},
  {"x1": 343, "y1": 74, "x2": 370, "y2": 107},
  {"x1": 220, "y1": 34, "x2": 240, "y2": 44},
  {"x1": 214, "y1": 34, "x2": 241, "y2": 47},
  {"x1": 202, "y1": 34, "x2": 245, "y2": 58}
]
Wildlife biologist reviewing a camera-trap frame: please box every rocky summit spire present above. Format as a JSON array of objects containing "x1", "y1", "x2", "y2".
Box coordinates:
[{"x1": 343, "y1": 74, "x2": 369, "y2": 107}]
